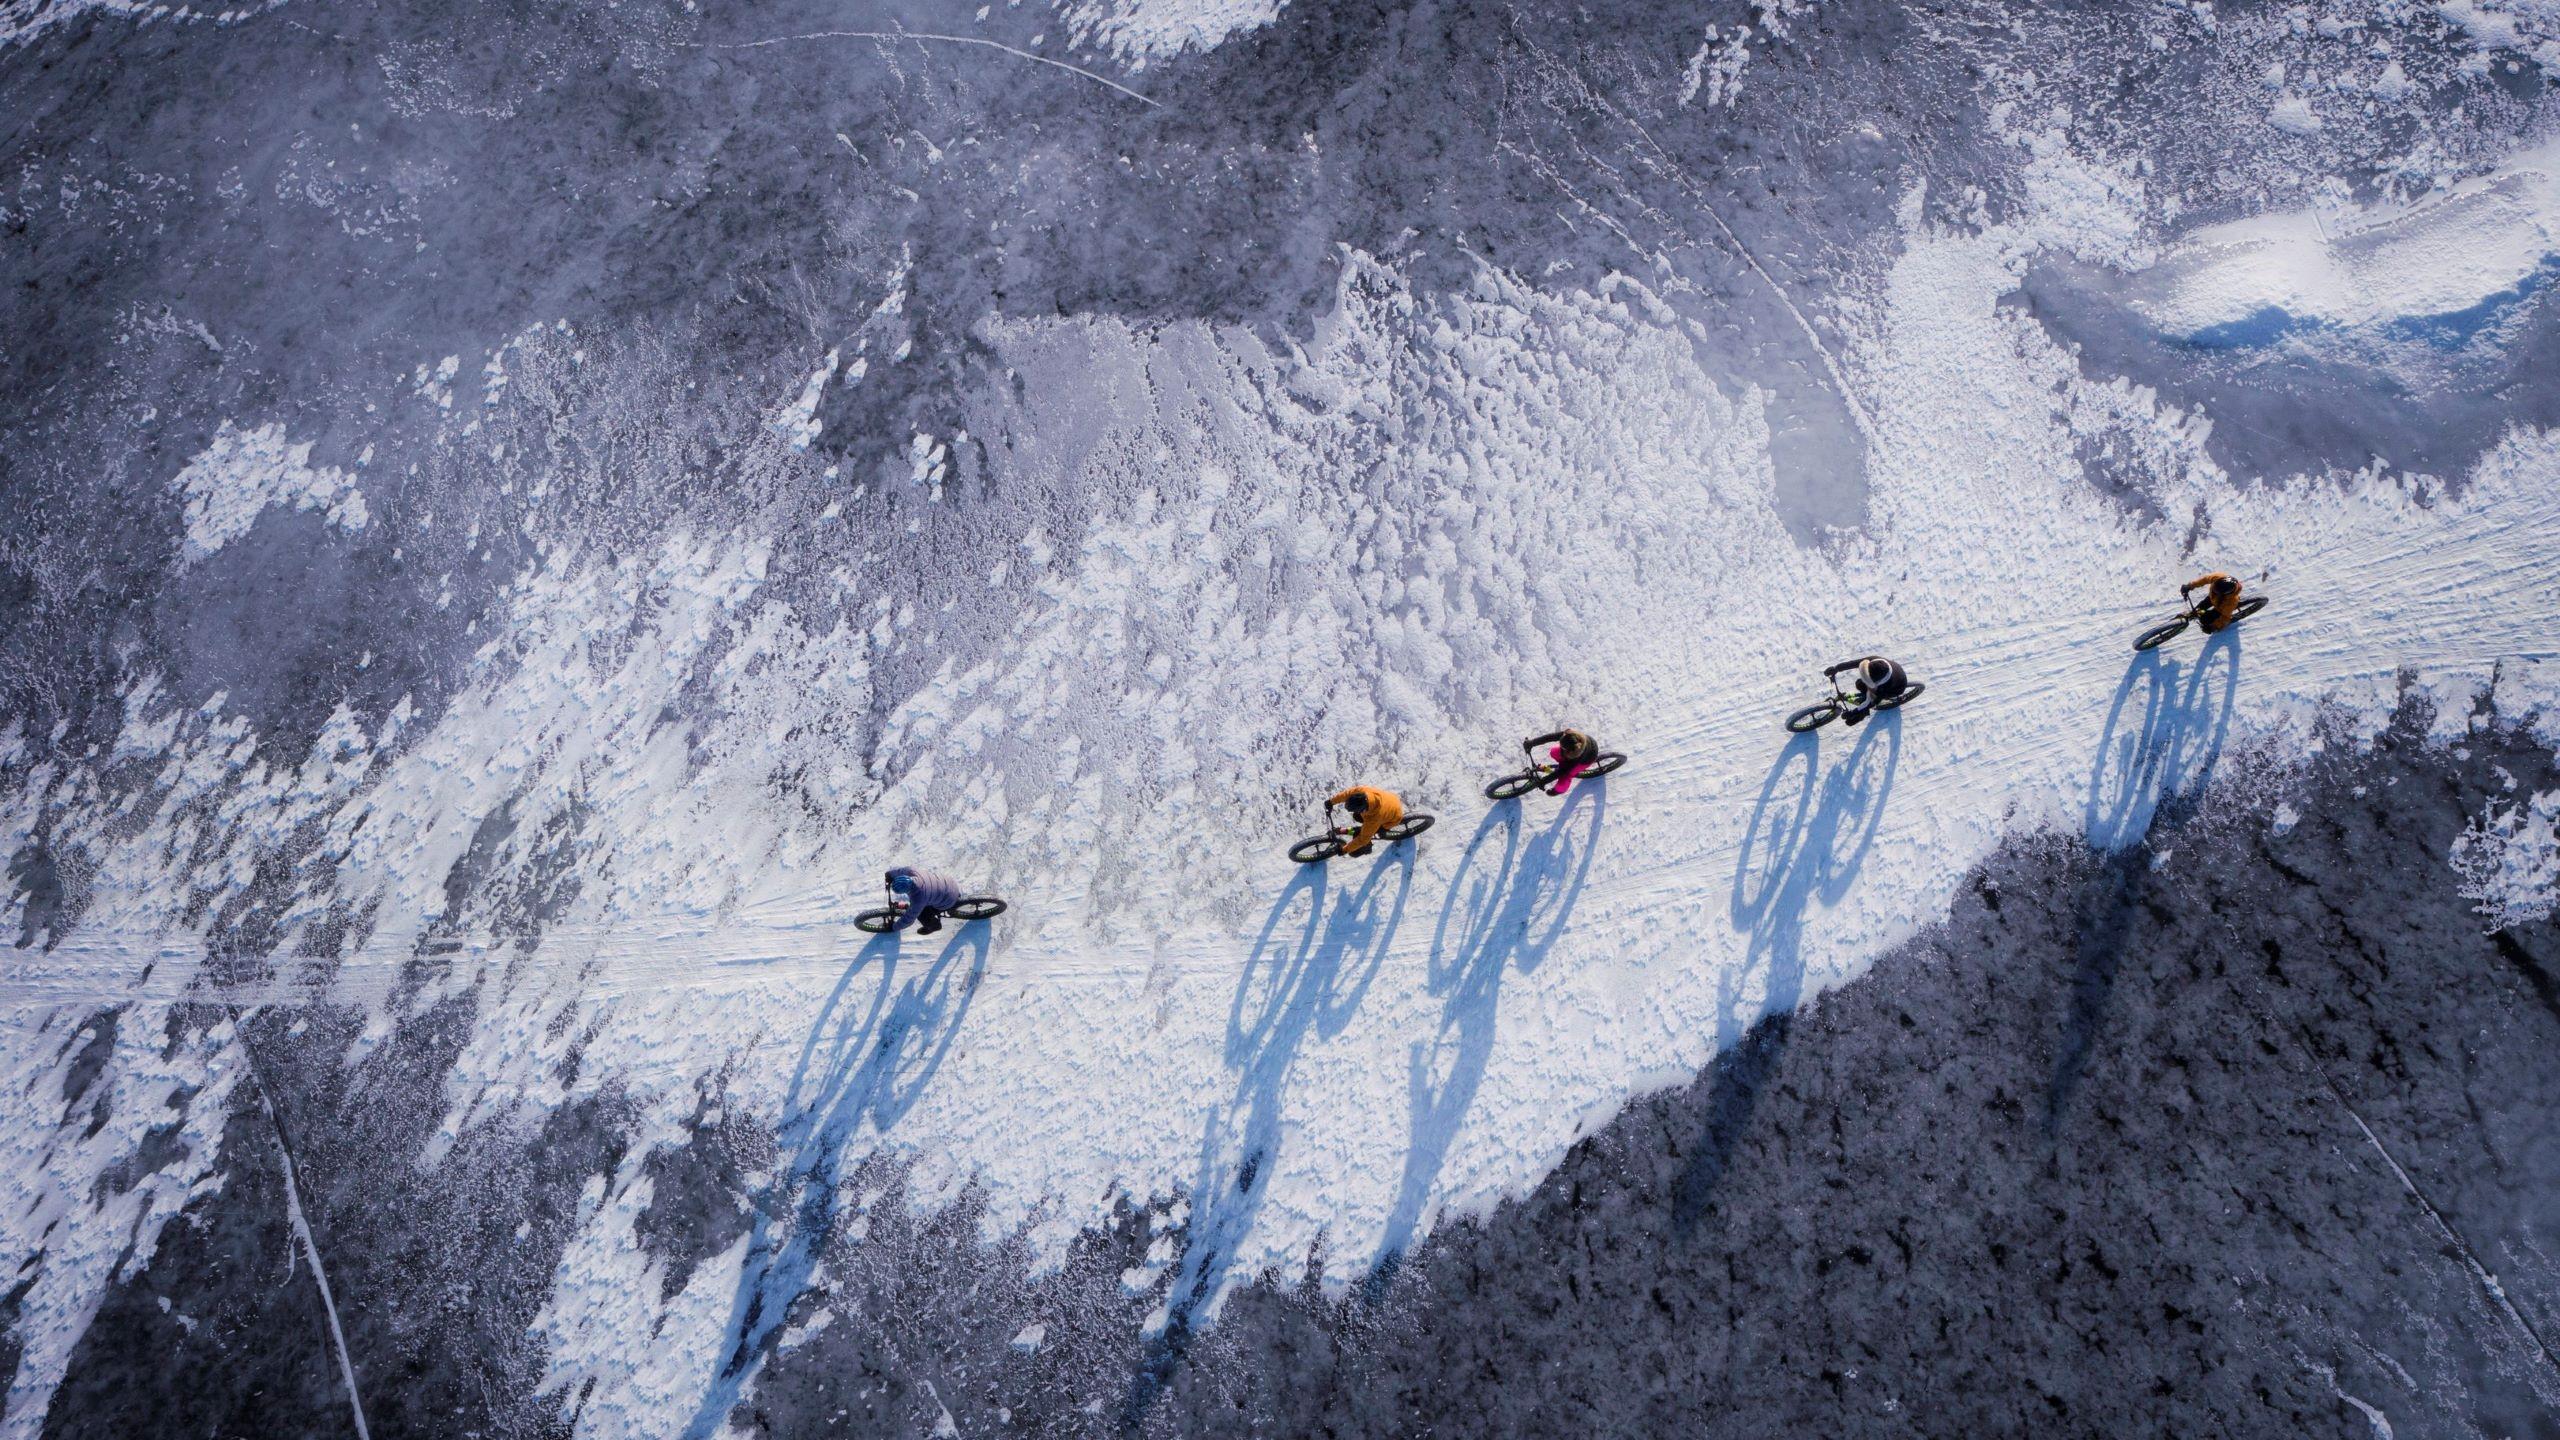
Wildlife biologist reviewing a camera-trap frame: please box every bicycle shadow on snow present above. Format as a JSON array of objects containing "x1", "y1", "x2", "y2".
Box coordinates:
[
  {"x1": 2083, "y1": 633, "x2": 2243, "y2": 852},
  {"x1": 2050, "y1": 630, "x2": 2242, "y2": 1130},
  {"x1": 1124, "y1": 843, "x2": 1420, "y2": 1421},
  {"x1": 1369, "y1": 778, "x2": 1608, "y2": 1281},
  {"x1": 681, "y1": 924, "x2": 991, "y2": 1440},
  {"x1": 1677, "y1": 712, "x2": 1900, "y2": 1229}
]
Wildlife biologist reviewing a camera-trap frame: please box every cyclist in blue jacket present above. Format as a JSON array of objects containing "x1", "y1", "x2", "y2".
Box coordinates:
[{"x1": 883, "y1": 866, "x2": 963, "y2": 935}]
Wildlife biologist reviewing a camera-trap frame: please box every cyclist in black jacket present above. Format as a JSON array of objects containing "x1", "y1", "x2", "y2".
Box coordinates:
[
  {"x1": 1522, "y1": 728, "x2": 1602, "y2": 795},
  {"x1": 1824, "y1": 657, "x2": 1908, "y2": 727}
]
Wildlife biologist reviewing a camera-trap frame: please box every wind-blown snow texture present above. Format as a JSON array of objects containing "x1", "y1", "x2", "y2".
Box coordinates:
[{"x1": 3, "y1": 0, "x2": 2558, "y2": 1435}]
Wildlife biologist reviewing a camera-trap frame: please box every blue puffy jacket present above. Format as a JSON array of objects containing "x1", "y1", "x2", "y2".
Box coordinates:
[{"x1": 885, "y1": 866, "x2": 963, "y2": 913}]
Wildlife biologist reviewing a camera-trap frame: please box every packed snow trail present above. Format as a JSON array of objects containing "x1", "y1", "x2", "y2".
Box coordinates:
[{"x1": 8, "y1": 172, "x2": 2560, "y2": 1434}]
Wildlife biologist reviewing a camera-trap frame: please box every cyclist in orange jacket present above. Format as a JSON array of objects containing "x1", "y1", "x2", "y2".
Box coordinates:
[
  {"x1": 1325, "y1": 785, "x2": 1405, "y2": 857},
  {"x1": 2181, "y1": 572, "x2": 2245, "y2": 632}
]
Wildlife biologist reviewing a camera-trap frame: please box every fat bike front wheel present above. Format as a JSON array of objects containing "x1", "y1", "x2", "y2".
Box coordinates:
[
  {"x1": 2134, "y1": 616, "x2": 2192, "y2": 651},
  {"x1": 1289, "y1": 834, "x2": 1346, "y2": 864},
  {"x1": 1785, "y1": 701, "x2": 1842, "y2": 733}
]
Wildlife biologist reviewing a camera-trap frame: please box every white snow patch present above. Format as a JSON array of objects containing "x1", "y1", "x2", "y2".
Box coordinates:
[
  {"x1": 2267, "y1": 93, "x2": 2324, "y2": 134},
  {"x1": 1678, "y1": 25, "x2": 1751, "y2": 108},
  {"x1": 2491, "y1": 658, "x2": 2560, "y2": 748},
  {"x1": 2129, "y1": 135, "x2": 2560, "y2": 335},
  {"x1": 1986, "y1": 101, "x2": 2153, "y2": 266},
  {"x1": 531, "y1": 1163, "x2": 751, "y2": 1440},
  {"x1": 774, "y1": 348, "x2": 841, "y2": 450},
  {"x1": 415, "y1": 354, "x2": 461, "y2": 409},
  {"x1": 2452, "y1": 789, "x2": 2560, "y2": 931},
  {"x1": 0, "y1": 990, "x2": 248, "y2": 1436},
  {"x1": 1055, "y1": 0, "x2": 1279, "y2": 62},
  {"x1": 2409, "y1": 663, "x2": 2498, "y2": 741},
  {"x1": 171, "y1": 421, "x2": 369, "y2": 561},
  {"x1": 2437, "y1": 0, "x2": 2560, "y2": 73}
]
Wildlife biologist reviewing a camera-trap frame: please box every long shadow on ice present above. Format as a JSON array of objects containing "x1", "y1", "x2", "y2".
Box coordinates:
[
  {"x1": 1126, "y1": 846, "x2": 1421, "y2": 1422},
  {"x1": 2051, "y1": 633, "x2": 2243, "y2": 1130},
  {"x1": 2083, "y1": 634, "x2": 2242, "y2": 854},
  {"x1": 1679, "y1": 714, "x2": 1899, "y2": 1228},
  {"x1": 682, "y1": 925, "x2": 990, "y2": 1440},
  {"x1": 1369, "y1": 781, "x2": 1608, "y2": 1280}
]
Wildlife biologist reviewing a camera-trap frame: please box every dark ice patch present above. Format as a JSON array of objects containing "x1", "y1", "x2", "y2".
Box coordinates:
[
  {"x1": 634, "y1": 1081, "x2": 762, "y2": 1306},
  {"x1": 36, "y1": 987, "x2": 644, "y2": 1440},
  {"x1": 0, "y1": 1270, "x2": 32, "y2": 1415},
  {"x1": 54, "y1": 1011, "x2": 121, "y2": 1127},
  {"x1": 7, "y1": 841, "x2": 66, "y2": 950},
  {"x1": 722, "y1": 1158, "x2": 1170, "y2": 1440},
  {"x1": 156, "y1": 507, "x2": 428, "y2": 762},
  {"x1": 39, "y1": 1085, "x2": 349, "y2": 1440}
]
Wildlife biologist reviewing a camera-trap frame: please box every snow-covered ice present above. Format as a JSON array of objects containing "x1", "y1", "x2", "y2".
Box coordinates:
[
  {"x1": 2128, "y1": 136, "x2": 2560, "y2": 343},
  {"x1": 7, "y1": 3, "x2": 2560, "y2": 1431},
  {"x1": 2452, "y1": 787, "x2": 2560, "y2": 930},
  {"x1": 9, "y1": 143, "x2": 2560, "y2": 1428}
]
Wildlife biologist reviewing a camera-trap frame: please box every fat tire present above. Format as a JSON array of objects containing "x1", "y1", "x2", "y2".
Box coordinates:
[
  {"x1": 1785, "y1": 702, "x2": 1840, "y2": 733},
  {"x1": 2133, "y1": 617, "x2": 2190, "y2": 651},
  {"x1": 1877, "y1": 682, "x2": 1925, "y2": 712},
  {"x1": 1485, "y1": 771, "x2": 1543, "y2": 801},
  {"x1": 2232, "y1": 595, "x2": 2268, "y2": 622},
  {"x1": 852, "y1": 908, "x2": 904, "y2": 935},
  {"x1": 1289, "y1": 835, "x2": 1344, "y2": 864},
  {"x1": 949, "y1": 897, "x2": 1007, "y2": 922},
  {"x1": 1382, "y1": 814, "x2": 1435, "y2": 842},
  {"x1": 1587, "y1": 751, "x2": 1628, "y2": 776}
]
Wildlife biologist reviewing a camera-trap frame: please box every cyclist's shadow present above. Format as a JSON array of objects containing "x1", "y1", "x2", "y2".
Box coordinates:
[
  {"x1": 1134, "y1": 847, "x2": 1417, "y2": 1418},
  {"x1": 2053, "y1": 629, "x2": 2241, "y2": 1129},
  {"x1": 683, "y1": 924, "x2": 990, "y2": 1440},
  {"x1": 1679, "y1": 713, "x2": 1900, "y2": 1228},
  {"x1": 1370, "y1": 778, "x2": 1608, "y2": 1278},
  {"x1": 2084, "y1": 629, "x2": 2242, "y2": 852}
]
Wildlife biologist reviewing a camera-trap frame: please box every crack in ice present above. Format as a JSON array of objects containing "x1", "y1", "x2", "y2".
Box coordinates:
[{"x1": 715, "y1": 30, "x2": 1161, "y2": 108}]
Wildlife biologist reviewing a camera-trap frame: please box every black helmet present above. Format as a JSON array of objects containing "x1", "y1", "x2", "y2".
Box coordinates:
[{"x1": 1342, "y1": 791, "x2": 1369, "y2": 813}]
